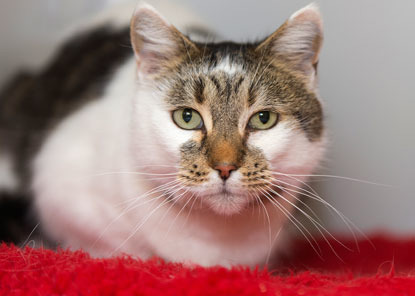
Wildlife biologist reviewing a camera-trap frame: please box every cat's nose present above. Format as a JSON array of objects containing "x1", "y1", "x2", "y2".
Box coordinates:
[{"x1": 214, "y1": 163, "x2": 237, "y2": 181}]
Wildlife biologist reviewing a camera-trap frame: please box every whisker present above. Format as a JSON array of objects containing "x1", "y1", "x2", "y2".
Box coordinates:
[
  {"x1": 165, "y1": 190, "x2": 195, "y2": 236},
  {"x1": 183, "y1": 192, "x2": 200, "y2": 226},
  {"x1": 251, "y1": 190, "x2": 272, "y2": 265},
  {"x1": 267, "y1": 180, "x2": 323, "y2": 224},
  {"x1": 131, "y1": 164, "x2": 180, "y2": 168},
  {"x1": 20, "y1": 222, "x2": 40, "y2": 248},
  {"x1": 271, "y1": 171, "x2": 391, "y2": 187},
  {"x1": 157, "y1": 186, "x2": 191, "y2": 227},
  {"x1": 269, "y1": 176, "x2": 348, "y2": 221},
  {"x1": 110, "y1": 185, "x2": 187, "y2": 256},
  {"x1": 257, "y1": 187, "x2": 323, "y2": 259},
  {"x1": 114, "y1": 179, "x2": 181, "y2": 207},
  {"x1": 87, "y1": 171, "x2": 178, "y2": 178},
  {"x1": 270, "y1": 171, "x2": 322, "y2": 199},
  {"x1": 251, "y1": 58, "x2": 275, "y2": 90},
  {"x1": 250, "y1": 50, "x2": 267, "y2": 88},
  {"x1": 134, "y1": 176, "x2": 177, "y2": 182},
  {"x1": 269, "y1": 176, "x2": 366, "y2": 251},
  {"x1": 92, "y1": 179, "x2": 183, "y2": 248},
  {"x1": 264, "y1": 183, "x2": 350, "y2": 260}
]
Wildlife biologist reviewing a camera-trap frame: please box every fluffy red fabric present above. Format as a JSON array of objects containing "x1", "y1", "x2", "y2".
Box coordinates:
[{"x1": 1, "y1": 235, "x2": 415, "y2": 295}]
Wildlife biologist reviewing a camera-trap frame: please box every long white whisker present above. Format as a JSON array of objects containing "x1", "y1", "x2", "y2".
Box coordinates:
[
  {"x1": 269, "y1": 176, "x2": 365, "y2": 251},
  {"x1": 131, "y1": 164, "x2": 180, "y2": 168},
  {"x1": 114, "y1": 179, "x2": 181, "y2": 208},
  {"x1": 87, "y1": 171, "x2": 178, "y2": 178},
  {"x1": 264, "y1": 184, "x2": 351, "y2": 260},
  {"x1": 269, "y1": 176, "x2": 350, "y2": 225},
  {"x1": 157, "y1": 186, "x2": 190, "y2": 227},
  {"x1": 270, "y1": 173, "x2": 375, "y2": 251},
  {"x1": 20, "y1": 222, "x2": 40, "y2": 248},
  {"x1": 92, "y1": 181, "x2": 184, "y2": 248},
  {"x1": 251, "y1": 191, "x2": 273, "y2": 265},
  {"x1": 271, "y1": 171, "x2": 391, "y2": 187},
  {"x1": 257, "y1": 187, "x2": 323, "y2": 259},
  {"x1": 110, "y1": 185, "x2": 187, "y2": 256},
  {"x1": 183, "y1": 191, "x2": 199, "y2": 226},
  {"x1": 267, "y1": 180, "x2": 323, "y2": 224},
  {"x1": 270, "y1": 171, "x2": 322, "y2": 199},
  {"x1": 165, "y1": 190, "x2": 195, "y2": 236}
]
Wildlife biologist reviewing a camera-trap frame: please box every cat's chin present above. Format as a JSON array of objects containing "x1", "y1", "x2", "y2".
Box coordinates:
[
  {"x1": 207, "y1": 200, "x2": 248, "y2": 216},
  {"x1": 202, "y1": 185, "x2": 284, "y2": 216},
  {"x1": 201, "y1": 190, "x2": 257, "y2": 216}
]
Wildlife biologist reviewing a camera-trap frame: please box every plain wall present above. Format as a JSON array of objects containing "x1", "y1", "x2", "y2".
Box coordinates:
[{"x1": 0, "y1": 0, "x2": 414, "y2": 234}]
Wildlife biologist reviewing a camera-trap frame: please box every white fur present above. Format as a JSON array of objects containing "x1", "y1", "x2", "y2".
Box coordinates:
[
  {"x1": 214, "y1": 56, "x2": 244, "y2": 75},
  {"x1": 33, "y1": 3, "x2": 326, "y2": 267},
  {"x1": 289, "y1": 3, "x2": 320, "y2": 21},
  {"x1": 0, "y1": 153, "x2": 19, "y2": 192}
]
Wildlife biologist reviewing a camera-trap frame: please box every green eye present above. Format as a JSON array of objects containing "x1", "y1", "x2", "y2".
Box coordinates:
[
  {"x1": 172, "y1": 108, "x2": 203, "y2": 130},
  {"x1": 248, "y1": 111, "x2": 279, "y2": 130}
]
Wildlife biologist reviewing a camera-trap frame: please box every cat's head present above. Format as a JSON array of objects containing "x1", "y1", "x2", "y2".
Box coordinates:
[{"x1": 129, "y1": 3, "x2": 325, "y2": 215}]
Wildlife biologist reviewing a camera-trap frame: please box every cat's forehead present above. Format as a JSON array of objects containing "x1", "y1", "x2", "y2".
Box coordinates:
[
  {"x1": 164, "y1": 41, "x2": 323, "y2": 141},
  {"x1": 166, "y1": 41, "x2": 259, "y2": 107},
  {"x1": 166, "y1": 41, "x2": 295, "y2": 111}
]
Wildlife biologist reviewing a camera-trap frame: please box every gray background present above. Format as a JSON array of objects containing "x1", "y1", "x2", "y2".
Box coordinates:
[{"x1": 1, "y1": 0, "x2": 414, "y2": 234}]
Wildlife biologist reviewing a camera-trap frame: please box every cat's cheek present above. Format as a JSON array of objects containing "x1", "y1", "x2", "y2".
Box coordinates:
[
  {"x1": 247, "y1": 121, "x2": 293, "y2": 162},
  {"x1": 150, "y1": 107, "x2": 194, "y2": 157},
  {"x1": 246, "y1": 121, "x2": 324, "y2": 173}
]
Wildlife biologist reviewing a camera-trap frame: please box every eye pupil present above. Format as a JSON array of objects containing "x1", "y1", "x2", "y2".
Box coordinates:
[
  {"x1": 182, "y1": 109, "x2": 193, "y2": 123},
  {"x1": 258, "y1": 111, "x2": 270, "y2": 124}
]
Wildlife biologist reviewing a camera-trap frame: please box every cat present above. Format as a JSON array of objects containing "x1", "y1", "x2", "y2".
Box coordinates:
[{"x1": 0, "y1": 2, "x2": 325, "y2": 267}]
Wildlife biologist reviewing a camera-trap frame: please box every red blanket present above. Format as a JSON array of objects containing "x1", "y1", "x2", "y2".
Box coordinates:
[{"x1": 1, "y1": 235, "x2": 415, "y2": 295}]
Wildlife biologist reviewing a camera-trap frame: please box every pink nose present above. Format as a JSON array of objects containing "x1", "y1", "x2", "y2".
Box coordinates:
[{"x1": 214, "y1": 163, "x2": 237, "y2": 181}]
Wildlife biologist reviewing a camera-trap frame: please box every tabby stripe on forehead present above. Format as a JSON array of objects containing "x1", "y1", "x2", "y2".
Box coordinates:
[
  {"x1": 225, "y1": 79, "x2": 232, "y2": 103},
  {"x1": 209, "y1": 76, "x2": 222, "y2": 93},
  {"x1": 234, "y1": 77, "x2": 244, "y2": 94},
  {"x1": 194, "y1": 77, "x2": 206, "y2": 104},
  {"x1": 247, "y1": 84, "x2": 257, "y2": 106}
]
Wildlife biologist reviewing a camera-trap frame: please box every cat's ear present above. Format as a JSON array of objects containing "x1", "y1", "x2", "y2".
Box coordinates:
[
  {"x1": 257, "y1": 3, "x2": 323, "y2": 86},
  {"x1": 130, "y1": 3, "x2": 196, "y2": 76}
]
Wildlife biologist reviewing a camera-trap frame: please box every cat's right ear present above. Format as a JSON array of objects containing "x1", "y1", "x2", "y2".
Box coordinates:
[
  {"x1": 257, "y1": 3, "x2": 323, "y2": 88},
  {"x1": 130, "y1": 3, "x2": 196, "y2": 77}
]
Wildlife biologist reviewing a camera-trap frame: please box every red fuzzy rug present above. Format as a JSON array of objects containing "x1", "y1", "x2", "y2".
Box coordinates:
[{"x1": 1, "y1": 235, "x2": 415, "y2": 295}]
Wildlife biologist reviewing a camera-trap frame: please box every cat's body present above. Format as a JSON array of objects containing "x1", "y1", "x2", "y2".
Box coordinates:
[{"x1": 0, "y1": 2, "x2": 325, "y2": 267}]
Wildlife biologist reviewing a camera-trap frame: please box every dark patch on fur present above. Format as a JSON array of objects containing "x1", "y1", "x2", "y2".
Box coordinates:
[
  {"x1": 234, "y1": 77, "x2": 244, "y2": 94},
  {"x1": 224, "y1": 79, "x2": 232, "y2": 103},
  {"x1": 0, "y1": 25, "x2": 132, "y2": 188},
  {"x1": 209, "y1": 76, "x2": 222, "y2": 93},
  {"x1": 0, "y1": 193, "x2": 36, "y2": 244},
  {"x1": 0, "y1": 25, "x2": 132, "y2": 243},
  {"x1": 194, "y1": 77, "x2": 205, "y2": 104},
  {"x1": 247, "y1": 83, "x2": 257, "y2": 106}
]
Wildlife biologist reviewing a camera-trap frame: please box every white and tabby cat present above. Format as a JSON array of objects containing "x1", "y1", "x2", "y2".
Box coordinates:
[{"x1": 0, "y1": 2, "x2": 325, "y2": 267}]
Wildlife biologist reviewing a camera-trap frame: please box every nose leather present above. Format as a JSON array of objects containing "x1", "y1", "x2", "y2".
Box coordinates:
[{"x1": 214, "y1": 163, "x2": 237, "y2": 181}]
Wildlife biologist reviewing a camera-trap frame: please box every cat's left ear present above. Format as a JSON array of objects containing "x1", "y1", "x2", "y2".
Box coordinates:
[
  {"x1": 257, "y1": 3, "x2": 323, "y2": 87},
  {"x1": 130, "y1": 3, "x2": 197, "y2": 77}
]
